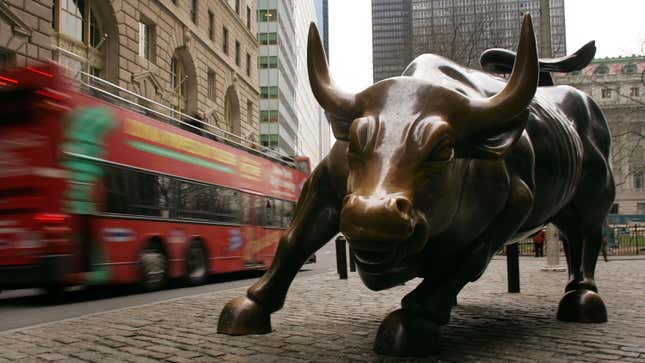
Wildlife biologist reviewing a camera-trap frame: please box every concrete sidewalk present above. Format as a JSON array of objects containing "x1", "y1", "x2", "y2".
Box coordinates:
[{"x1": 0, "y1": 258, "x2": 643, "y2": 362}]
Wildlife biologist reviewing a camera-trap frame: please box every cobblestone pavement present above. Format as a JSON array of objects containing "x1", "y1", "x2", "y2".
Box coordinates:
[{"x1": 0, "y1": 257, "x2": 643, "y2": 362}]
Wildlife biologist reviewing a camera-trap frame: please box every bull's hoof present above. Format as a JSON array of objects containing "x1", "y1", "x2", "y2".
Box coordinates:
[
  {"x1": 373, "y1": 309, "x2": 440, "y2": 357},
  {"x1": 557, "y1": 289, "x2": 607, "y2": 323},
  {"x1": 217, "y1": 295, "x2": 272, "y2": 335}
]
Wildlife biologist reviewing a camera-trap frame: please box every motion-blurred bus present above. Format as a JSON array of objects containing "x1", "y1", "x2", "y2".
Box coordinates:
[{"x1": 0, "y1": 65, "x2": 310, "y2": 295}]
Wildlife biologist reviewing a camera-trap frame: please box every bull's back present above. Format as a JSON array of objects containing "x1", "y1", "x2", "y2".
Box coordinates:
[{"x1": 518, "y1": 85, "x2": 611, "y2": 228}]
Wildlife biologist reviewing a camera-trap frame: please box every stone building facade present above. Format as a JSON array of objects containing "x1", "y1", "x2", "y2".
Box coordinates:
[
  {"x1": 555, "y1": 56, "x2": 645, "y2": 215},
  {"x1": 1, "y1": 0, "x2": 259, "y2": 140}
]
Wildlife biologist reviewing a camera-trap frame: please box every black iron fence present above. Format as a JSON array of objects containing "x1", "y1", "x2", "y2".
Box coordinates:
[
  {"x1": 499, "y1": 224, "x2": 645, "y2": 257},
  {"x1": 606, "y1": 224, "x2": 645, "y2": 256}
]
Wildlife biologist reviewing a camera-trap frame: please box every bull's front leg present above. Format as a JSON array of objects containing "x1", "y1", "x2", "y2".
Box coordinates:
[
  {"x1": 218, "y1": 163, "x2": 342, "y2": 335},
  {"x1": 374, "y1": 175, "x2": 533, "y2": 357}
]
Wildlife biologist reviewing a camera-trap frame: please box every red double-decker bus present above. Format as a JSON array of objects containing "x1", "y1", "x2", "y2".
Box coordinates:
[{"x1": 0, "y1": 65, "x2": 310, "y2": 295}]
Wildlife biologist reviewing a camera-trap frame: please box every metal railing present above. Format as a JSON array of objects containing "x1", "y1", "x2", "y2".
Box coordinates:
[
  {"x1": 607, "y1": 224, "x2": 645, "y2": 256},
  {"x1": 497, "y1": 225, "x2": 645, "y2": 257},
  {"x1": 72, "y1": 70, "x2": 298, "y2": 167}
]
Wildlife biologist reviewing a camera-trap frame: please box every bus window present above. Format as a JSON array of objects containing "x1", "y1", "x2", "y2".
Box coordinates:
[
  {"x1": 239, "y1": 192, "x2": 252, "y2": 225},
  {"x1": 270, "y1": 199, "x2": 283, "y2": 227},
  {"x1": 282, "y1": 201, "x2": 295, "y2": 228},
  {"x1": 178, "y1": 180, "x2": 211, "y2": 221},
  {"x1": 212, "y1": 187, "x2": 241, "y2": 224},
  {"x1": 253, "y1": 195, "x2": 266, "y2": 226},
  {"x1": 105, "y1": 165, "x2": 129, "y2": 214},
  {"x1": 105, "y1": 165, "x2": 169, "y2": 217}
]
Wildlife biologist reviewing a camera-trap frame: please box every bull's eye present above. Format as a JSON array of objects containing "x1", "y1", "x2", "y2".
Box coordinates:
[{"x1": 429, "y1": 138, "x2": 454, "y2": 162}]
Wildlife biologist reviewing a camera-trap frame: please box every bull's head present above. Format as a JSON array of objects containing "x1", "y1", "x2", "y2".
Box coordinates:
[{"x1": 308, "y1": 16, "x2": 538, "y2": 287}]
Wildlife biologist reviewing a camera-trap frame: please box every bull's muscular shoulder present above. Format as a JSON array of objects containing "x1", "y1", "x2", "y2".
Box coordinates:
[{"x1": 403, "y1": 54, "x2": 505, "y2": 98}]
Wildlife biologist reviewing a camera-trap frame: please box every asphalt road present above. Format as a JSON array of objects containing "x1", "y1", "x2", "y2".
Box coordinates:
[{"x1": 0, "y1": 242, "x2": 339, "y2": 332}]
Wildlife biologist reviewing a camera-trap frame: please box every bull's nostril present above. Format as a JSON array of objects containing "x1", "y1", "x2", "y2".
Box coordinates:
[{"x1": 393, "y1": 197, "x2": 412, "y2": 217}]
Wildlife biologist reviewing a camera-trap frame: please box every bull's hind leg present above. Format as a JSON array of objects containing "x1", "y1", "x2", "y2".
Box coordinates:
[
  {"x1": 218, "y1": 163, "x2": 341, "y2": 335},
  {"x1": 553, "y1": 175, "x2": 614, "y2": 323}
]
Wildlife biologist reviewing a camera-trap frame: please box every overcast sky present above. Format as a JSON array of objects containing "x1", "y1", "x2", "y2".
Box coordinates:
[{"x1": 327, "y1": 0, "x2": 645, "y2": 93}]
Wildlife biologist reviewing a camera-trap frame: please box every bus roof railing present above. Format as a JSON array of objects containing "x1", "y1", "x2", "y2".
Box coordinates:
[{"x1": 72, "y1": 70, "x2": 298, "y2": 168}]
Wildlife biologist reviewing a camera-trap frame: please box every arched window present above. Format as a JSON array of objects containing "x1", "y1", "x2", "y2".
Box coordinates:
[
  {"x1": 52, "y1": 0, "x2": 117, "y2": 80},
  {"x1": 594, "y1": 64, "x2": 609, "y2": 75},
  {"x1": 224, "y1": 86, "x2": 241, "y2": 135},
  {"x1": 622, "y1": 63, "x2": 637, "y2": 74},
  {"x1": 170, "y1": 55, "x2": 187, "y2": 113}
]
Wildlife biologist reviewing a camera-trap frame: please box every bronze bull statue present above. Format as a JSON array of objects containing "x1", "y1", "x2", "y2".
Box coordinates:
[{"x1": 218, "y1": 15, "x2": 614, "y2": 357}]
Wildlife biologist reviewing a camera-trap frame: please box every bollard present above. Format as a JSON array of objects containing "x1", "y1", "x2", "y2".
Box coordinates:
[
  {"x1": 335, "y1": 236, "x2": 348, "y2": 279},
  {"x1": 506, "y1": 242, "x2": 520, "y2": 293},
  {"x1": 348, "y1": 247, "x2": 356, "y2": 272}
]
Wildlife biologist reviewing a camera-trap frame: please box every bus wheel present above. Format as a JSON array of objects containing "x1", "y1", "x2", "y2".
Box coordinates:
[
  {"x1": 44, "y1": 284, "x2": 66, "y2": 302},
  {"x1": 185, "y1": 241, "x2": 208, "y2": 286},
  {"x1": 138, "y1": 243, "x2": 167, "y2": 291}
]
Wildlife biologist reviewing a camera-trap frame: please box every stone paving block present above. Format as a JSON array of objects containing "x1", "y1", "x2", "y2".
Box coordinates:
[
  {"x1": 34, "y1": 353, "x2": 68, "y2": 361},
  {"x1": 0, "y1": 258, "x2": 643, "y2": 362}
]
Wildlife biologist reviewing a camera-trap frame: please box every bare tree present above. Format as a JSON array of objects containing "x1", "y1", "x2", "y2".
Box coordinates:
[{"x1": 412, "y1": 3, "x2": 509, "y2": 68}]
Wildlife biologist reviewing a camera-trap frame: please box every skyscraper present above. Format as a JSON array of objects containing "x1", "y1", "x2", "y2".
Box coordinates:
[
  {"x1": 372, "y1": 0, "x2": 566, "y2": 82},
  {"x1": 371, "y1": 0, "x2": 413, "y2": 82},
  {"x1": 257, "y1": 0, "x2": 298, "y2": 155},
  {"x1": 258, "y1": 0, "x2": 328, "y2": 166}
]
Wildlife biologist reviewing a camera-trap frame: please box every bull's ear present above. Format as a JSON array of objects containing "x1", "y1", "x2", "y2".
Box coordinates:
[
  {"x1": 460, "y1": 109, "x2": 529, "y2": 159},
  {"x1": 324, "y1": 112, "x2": 353, "y2": 141}
]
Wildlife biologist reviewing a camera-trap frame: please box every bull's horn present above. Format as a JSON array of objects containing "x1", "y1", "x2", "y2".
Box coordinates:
[
  {"x1": 307, "y1": 23, "x2": 362, "y2": 126},
  {"x1": 464, "y1": 14, "x2": 538, "y2": 135}
]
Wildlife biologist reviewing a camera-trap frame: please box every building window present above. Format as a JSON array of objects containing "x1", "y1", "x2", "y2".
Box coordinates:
[
  {"x1": 258, "y1": 33, "x2": 277, "y2": 45},
  {"x1": 51, "y1": 0, "x2": 58, "y2": 29},
  {"x1": 222, "y1": 27, "x2": 229, "y2": 54},
  {"x1": 208, "y1": 11, "x2": 214, "y2": 40},
  {"x1": 170, "y1": 57, "x2": 177, "y2": 90},
  {"x1": 235, "y1": 0, "x2": 240, "y2": 15},
  {"x1": 260, "y1": 86, "x2": 278, "y2": 99},
  {"x1": 0, "y1": 48, "x2": 16, "y2": 69},
  {"x1": 634, "y1": 171, "x2": 644, "y2": 190},
  {"x1": 260, "y1": 110, "x2": 278, "y2": 123},
  {"x1": 601, "y1": 88, "x2": 611, "y2": 98},
  {"x1": 59, "y1": 0, "x2": 102, "y2": 47},
  {"x1": 246, "y1": 53, "x2": 251, "y2": 76},
  {"x1": 246, "y1": 6, "x2": 251, "y2": 29},
  {"x1": 207, "y1": 70, "x2": 216, "y2": 101},
  {"x1": 170, "y1": 55, "x2": 187, "y2": 112},
  {"x1": 258, "y1": 56, "x2": 278, "y2": 68},
  {"x1": 630, "y1": 87, "x2": 640, "y2": 97},
  {"x1": 247, "y1": 100, "x2": 253, "y2": 128},
  {"x1": 258, "y1": 9, "x2": 277, "y2": 22},
  {"x1": 235, "y1": 41, "x2": 241, "y2": 66},
  {"x1": 190, "y1": 0, "x2": 197, "y2": 24},
  {"x1": 622, "y1": 64, "x2": 637, "y2": 74},
  {"x1": 138, "y1": 21, "x2": 155, "y2": 61},
  {"x1": 54, "y1": 0, "x2": 107, "y2": 77},
  {"x1": 260, "y1": 134, "x2": 279, "y2": 148},
  {"x1": 594, "y1": 64, "x2": 609, "y2": 75}
]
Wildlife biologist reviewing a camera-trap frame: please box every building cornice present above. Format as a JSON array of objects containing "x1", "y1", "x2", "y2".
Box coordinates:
[
  {"x1": 0, "y1": 1, "x2": 32, "y2": 37},
  {"x1": 592, "y1": 56, "x2": 645, "y2": 64}
]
